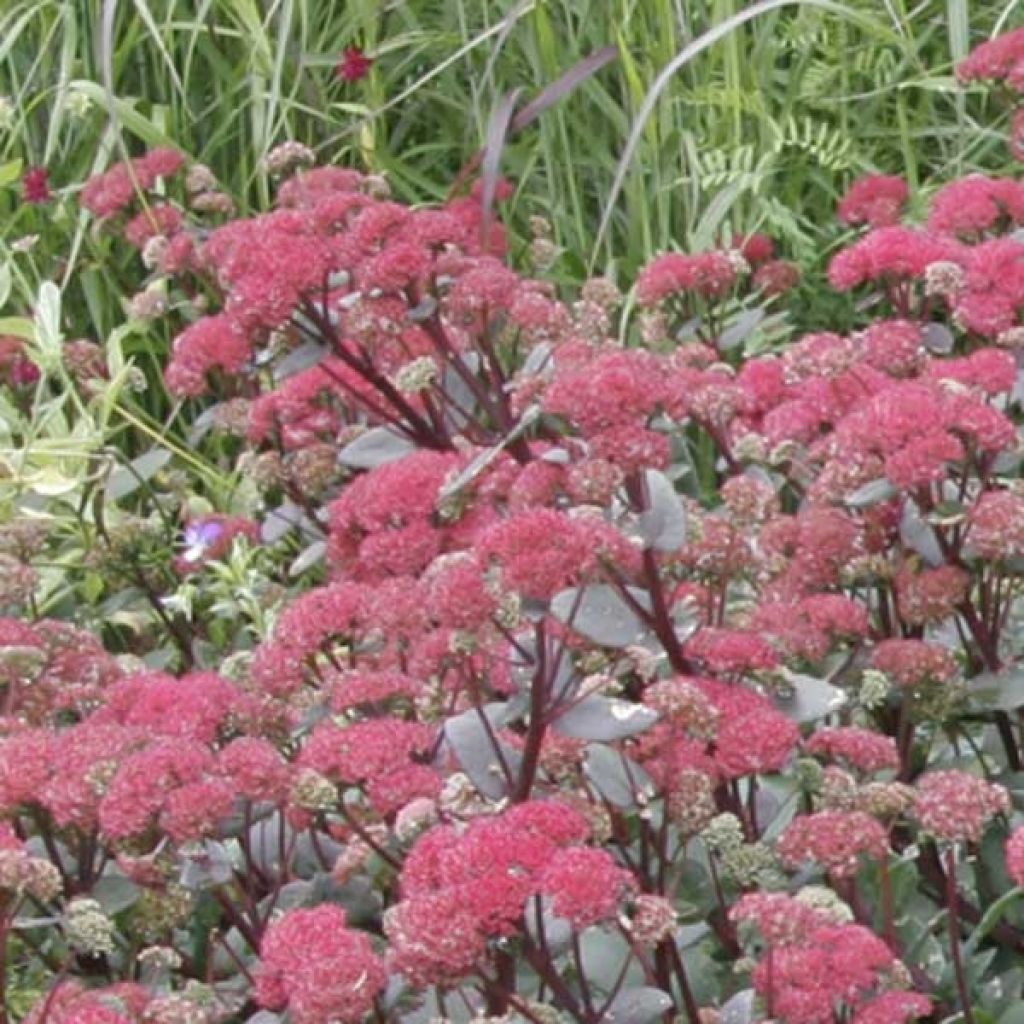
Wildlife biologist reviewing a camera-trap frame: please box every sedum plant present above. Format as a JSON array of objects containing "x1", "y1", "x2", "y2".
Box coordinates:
[{"x1": 5, "y1": 25, "x2": 1024, "y2": 1024}]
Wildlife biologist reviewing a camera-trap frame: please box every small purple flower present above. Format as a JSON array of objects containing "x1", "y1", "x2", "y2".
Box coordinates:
[{"x1": 182, "y1": 519, "x2": 225, "y2": 563}]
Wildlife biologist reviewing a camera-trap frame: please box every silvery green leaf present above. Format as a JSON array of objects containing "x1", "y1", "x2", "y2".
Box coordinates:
[
  {"x1": 261, "y1": 500, "x2": 310, "y2": 543},
  {"x1": 676, "y1": 315, "x2": 703, "y2": 341},
  {"x1": 992, "y1": 449, "x2": 1021, "y2": 475},
  {"x1": 91, "y1": 870, "x2": 141, "y2": 915},
  {"x1": 179, "y1": 840, "x2": 234, "y2": 890},
  {"x1": 441, "y1": 350, "x2": 480, "y2": 429},
  {"x1": 247, "y1": 812, "x2": 294, "y2": 878},
  {"x1": 922, "y1": 322, "x2": 955, "y2": 353},
  {"x1": 604, "y1": 987, "x2": 673, "y2": 1024},
  {"x1": 338, "y1": 427, "x2": 417, "y2": 469},
  {"x1": 524, "y1": 897, "x2": 573, "y2": 957},
  {"x1": 845, "y1": 478, "x2": 897, "y2": 508},
  {"x1": 636, "y1": 469, "x2": 688, "y2": 551},
  {"x1": 245, "y1": 1013, "x2": 283, "y2": 1024},
  {"x1": 437, "y1": 442, "x2": 504, "y2": 500},
  {"x1": 274, "y1": 341, "x2": 329, "y2": 382},
  {"x1": 272, "y1": 880, "x2": 315, "y2": 912},
  {"x1": 673, "y1": 600, "x2": 701, "y2": 643},
  {"x1": 553, "y1": 695, "x2": 659, "y2": 741},
  {"x1": 550, "y1": 585, "x2": 652, "y2": 648},
  {"x1": 971, "y1": 668, "x2": 1024, "y2": 713},
  {"x1": 188, "y1": 405, "x2": 219, "y2": 446},
  {"x1": 407, "y1": 295, "x2": 438, "y2": 322},
  {"x1": 580, "y1": 929, "x2": 630, "y2": 990},
  {"x1": 289, "y1": 310, "x2": 319, "y2": 337},
  {"x1": 720, "y1": 989, "x2": 757, "y2": 1024},
  {"x1": 105, "y1": 447, "x2": 172, "y2": 502},
  {"x1": 520, "y1": 342, "x2": 553, "y2": 379},
  {"x1": 289, "y1": 540, "x2": 327, "y2": 577},
  {"x1": 34, "y1": 281, "x2": 62, "y2": 369},
  {"x1": 584, "y1": 743, "x2": 655, "y2": 807},
  {"x1": 718, "y1": 307, "x2": 765, "y2": 351},
  {"x1": 775, "y1": 670, "x2": 847, "y2": 723},
  {"x1": 438, "y1": 405, "x2": 540, "y2": 500},
  {"x1": 900, "y1": 499, "x2": 944, "y2": 567},
  {"x1": 676, "y1": 922, "x2": 711, "y2": 949},
  {"x1": 539, "y1": 447, "x2": 571, "y2": 464},
  {"x1": 445, "y1": 706, "x2": 522, "y2": 800},
  {"x1": 0, "y1": 262, "x2": 11, "y2": 310},
  {"x1": 309, "y1": 873, "x2": 381, "y2": 924}
]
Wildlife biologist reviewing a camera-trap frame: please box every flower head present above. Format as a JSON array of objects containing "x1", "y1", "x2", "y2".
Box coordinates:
[
  {"x1": 337, "y1": 46, "x2": 373, "y2": 83},
  {"x1": 913, "y1": 770, "x2": 1009, "y2": 843},
  {"x1": 22, "y1": 167, "x2": 50, "y2": 204}
]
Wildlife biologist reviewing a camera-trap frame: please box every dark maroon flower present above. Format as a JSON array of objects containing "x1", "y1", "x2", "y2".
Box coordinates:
[
  {"x1": 22, "y1": 167, "x2": 50, "y2": 205},
  {"x1": 337, "y1": 46, "x2": 373, "y2": 83}
]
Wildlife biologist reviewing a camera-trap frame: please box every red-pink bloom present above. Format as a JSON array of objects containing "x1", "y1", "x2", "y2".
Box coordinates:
[
  {"x1": 827, "y1": 227, "x2": 962, "y2": 291},
  {"x1": 123, "y1": 202, "x2": 183, "y2": 248},
  {"x1": 22, "y1": 167, "x2": 51, "y2": 205},
  {"x1": 805, "y1": 728, "x2": 899, "y2": 775},
  {"x1": 218, "y1": 737, "x2": 291, "y2": 803},
  {"x1": 95, "y1": 670, "x2": 241, "y2": 744},
  {"x1": 396, "y1": 799, "x2": 593, "y2": 965},
  {"x1": 925, "y1": 346, "x2": 1017, "y2": 395},
  {"x1": 859, "y1": 319, "x2": 923, "y2": 376},
  {"x1": 752, "y1": 924, "x2": 896, "y2": 1024},
  {"x1": 884, "y1": 431, "x2": 964, "y2": 488},
  {"x1": 927, "y1": 174, "x2": 1024, "y2": 236},
  {"x1": 336, "y1": 46, "x2": 374, "y2": 83},
  {"x1": 957, "y1": 27, "x2": 1024, "y2": 91},
  {"x1": 714, "y1": 707, "x2": 800, "y2": 778},
  {"x1": 685, "y1": 628, "x2": 779, "y2": 675},
  {"x1": 160, "y1": 777, "x2": 235, "y2": 842},
  {"x1": 753, "y1": 258, "x2": 801, "y2": 295},
  {"x1": 733, "y1": 232, "x2": 776, "y2": 265},
  {"x1": 249, "y1": 580, "x2": 369, "y2": 697},
  {"x1": 24, "y1": 981, "x2": 151, "y2": 1024},
  {"x1": 837, "y1": 174, "x2": 908, "y2": 228},
  {"x1": 137, "y1": 147, "x2": 186, "y2": 181},
  {"x1": 968, "y1": 489, "x2": 1024, "y2": 559},
  {"x1": 165, "y1": 314, "x2": 252, "y2": 397},
  {"x1": 0, "y1": 730, "x2": 55, "y2": 815},
  {"x1": 913, "y1": 770, "x2": 1009, "y2": 843},
  {"x1": 384, "y1": 892, "x2": 487, "y2": 986},
  {"x1": 98, "y1": 739, "x2": 215, "y2": 841},
  {"x1": 730, "y1": 891, "x2": 834, "y2": 947},
  {"x1": 40, "y1": 723, "x2": 144, "y2": 830},
  {"x1": 255, "y1": 905, "x2": 387, "y2": 1024},
  {"x1": 953, "y1": 236, "x2": 1024, "y2": 336},
  {"x1": 871, "y1": 639, "x2": 957, "y2": 688},
  {"x1": 1005, "y1": 826, "x2": 1024, "y2": 887},
  {"x1": 539, "y1": 846, "x2": 635, "y2": 927},
  {"x1": 778, "y1": 810, "x2": 890, "y2": 878},
  {"x1": 476, "y1": 507, "x2": 636, "y2": 601},
  {"x1": 635, "y1": 249, "x2": 741, "y2": 305},
  {"x1": 1012, "y1": 108, "x2": 1024, "y2": 161},
  {"x1": 894, "y1": 564, "x2": 969, "y2": 626},
  {"x1": 543, "y1": 346, "x2": 668, "y2": 433},
  {"x1": 851, "y1": 992, "x2": 932, "y2": 1024},
  {"x1": 328, "y1": 668, "x2": 422, "y2": 712},
  {"x1": 80, "y1": 149, "x2": 183, "y2": 217}
]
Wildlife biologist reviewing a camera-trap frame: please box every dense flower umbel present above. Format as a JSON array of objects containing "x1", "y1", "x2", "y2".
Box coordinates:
[
  {"x1": 255, "y1": 905, "x2": 387, "y2": 1024},
  {"x1": 912, "y1": 770, "x2": 1010, "y2": 843},
  {"x1": 27, "y1": 28, "x2": 1024, "y2": 1024}
]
